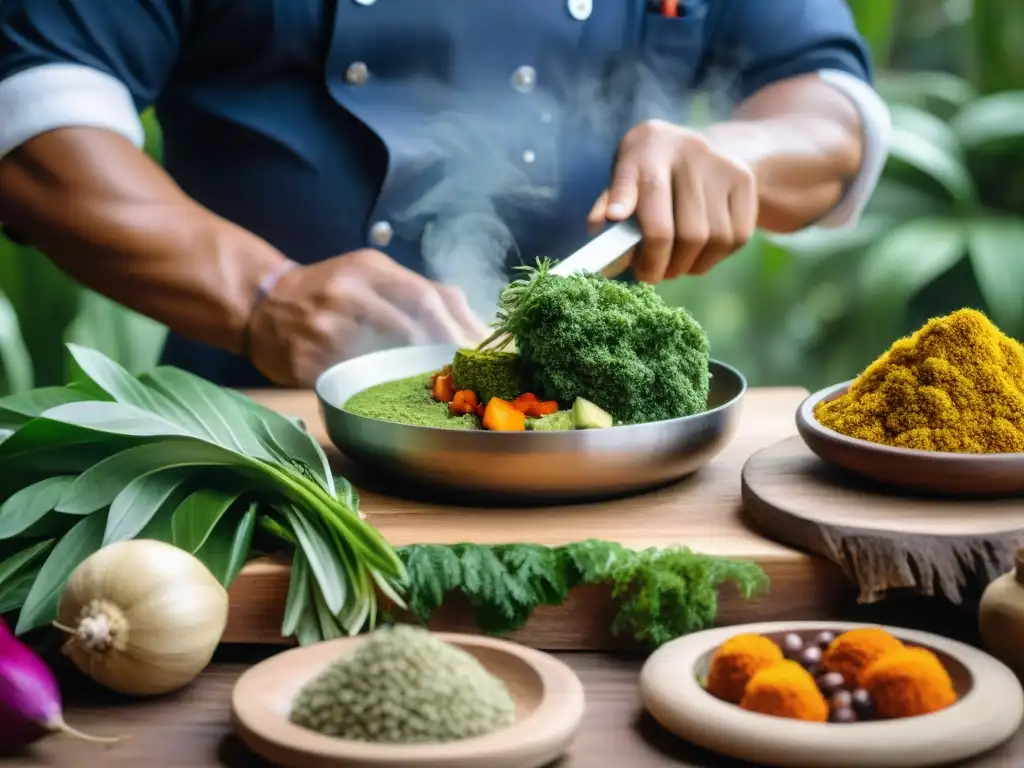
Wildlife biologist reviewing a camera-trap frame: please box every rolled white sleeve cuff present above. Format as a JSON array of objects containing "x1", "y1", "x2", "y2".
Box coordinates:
[
  {"x1": 813, "y1": 68, "x2": 892, "y2": 230},
  {"x1": 0, "y1": 63, "x2": 145, "y2": 162}
]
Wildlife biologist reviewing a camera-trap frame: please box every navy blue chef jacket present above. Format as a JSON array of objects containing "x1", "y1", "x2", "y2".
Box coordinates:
[{"x1": 0, "y1": 0, "x2": 873, "y2": 387}]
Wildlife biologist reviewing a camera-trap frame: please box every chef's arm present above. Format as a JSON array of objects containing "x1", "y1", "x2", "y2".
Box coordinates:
[
  {"x1": 703, "y1": 70, "x2": 889, "y2": 233},
  {"x1": 703, "y1": 0, "x2": 892, "y2": 233},
  {"x1": 0, "y1": 127, "x2": 291, "y2": 354}
]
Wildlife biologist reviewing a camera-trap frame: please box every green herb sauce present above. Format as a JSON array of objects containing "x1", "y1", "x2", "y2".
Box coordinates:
[{"x1": 343, "y1": 373, "x2": 481, "y2": 429}]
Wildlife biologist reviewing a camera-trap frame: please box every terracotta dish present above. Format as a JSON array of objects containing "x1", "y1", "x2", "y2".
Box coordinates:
[
  {"x1": 796, "y1": 381, "x2": 1024, "y2": 496},
  {"x1": 231, "y1": 632, "x2": 586, "y2": 768},
  {"x1": 640, "y1": 621, "x2": 1023, "y2": 768}
]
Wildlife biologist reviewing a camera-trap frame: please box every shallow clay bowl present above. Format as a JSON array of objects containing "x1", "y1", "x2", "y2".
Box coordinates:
[
  {"x1": 640, "y1": 621, "x2": 1024, "y2": 768},
  {"x1": 796, "y1": 380, "x2": 1024, "y2": 496},
  {"x1": 232, "y1": 632, "x2": 586, "y2": 768},
  {"x1": 316, "y1": 343, "x2": 746, "y2": 504}
]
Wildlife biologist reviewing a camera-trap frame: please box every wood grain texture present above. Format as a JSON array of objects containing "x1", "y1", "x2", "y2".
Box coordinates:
[
  {"x1": 14, "y1": 600, "x2": 1024, "y2": 768},
  {"x1": 223, "y1": 388, "x2": 857, "y2": 649},
  {"x1": 742, "y1": 437, "x2": 1024, "y2": 605}
]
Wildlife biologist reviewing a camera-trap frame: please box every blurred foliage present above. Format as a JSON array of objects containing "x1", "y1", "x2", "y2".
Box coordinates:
[
  {"x1": 0, "y1": 0, "x2": 1022, "y2": 393},
  {"x1": 0, "y1": 110, "x2": 167, "y2": 392},
  {"x1": 658, "y1": 0, "x2": 1024, "y2": 389}
]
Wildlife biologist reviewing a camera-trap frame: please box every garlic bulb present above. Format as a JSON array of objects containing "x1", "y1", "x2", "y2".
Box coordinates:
[{"x1": 53, "y1": 539, "x2": 229, "y2": 696}]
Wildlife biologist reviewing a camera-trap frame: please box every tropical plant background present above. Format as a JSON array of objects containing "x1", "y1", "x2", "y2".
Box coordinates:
[{"x1": 0, "y1": 0, "x2": 1020, "y2": 393}]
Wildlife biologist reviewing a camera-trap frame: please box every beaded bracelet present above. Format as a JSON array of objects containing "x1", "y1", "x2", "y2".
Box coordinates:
[{"x1": 240, "y1": 260, "x2": 299, "y2": 361}]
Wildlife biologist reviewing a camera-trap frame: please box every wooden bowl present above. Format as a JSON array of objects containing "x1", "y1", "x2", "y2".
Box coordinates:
[
  {"x1": 796, "y1": 381, "x2": 1024, "y2": 496},
  {"x1": 640, "y1": 621, "x2": 1024, "y2": 768},
  {"x1": 231, "y1": 632, "x2": 585, "y2": 768}
]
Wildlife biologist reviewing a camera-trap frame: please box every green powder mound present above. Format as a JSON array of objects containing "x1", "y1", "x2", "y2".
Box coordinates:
[
  {"x1": 528, "y1": 410, "x2": 574, "y2": 431},
  {"x1": 289, "y1": 624, "x2": 517, "y2": 743},
  {"x1": 343, "y1": 374, "x2": 480, "y2": 429},
  {"x1": 451, "y1": 348, "x2": 527, "y2": 403}
]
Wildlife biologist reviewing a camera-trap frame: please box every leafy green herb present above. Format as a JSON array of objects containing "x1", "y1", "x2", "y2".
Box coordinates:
[
  {"x1": 396, "y1": 540, "x2": 768, "y2": 647},
  {"x1": 0, "y1": 344, "x2": 405, "y2": 641}
]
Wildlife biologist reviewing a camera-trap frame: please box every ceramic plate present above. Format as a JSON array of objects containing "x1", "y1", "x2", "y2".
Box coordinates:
[
  {"x1": 232, "y1": 632, "x2": 585, "y2": 768},
  {"x1": 640, "y1": 621, "x2": 1024, "y2": 768},
  {"x1": 796, "y1": 381, "x2": 1024, "y2": 496}
]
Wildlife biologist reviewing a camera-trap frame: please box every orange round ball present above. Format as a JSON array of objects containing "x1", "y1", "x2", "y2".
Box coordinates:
[
  {"x1": 861, "y1": 647, "x2": 958, "y2": 718},
  {"x1": 822, "y1": 628, "x2": 904, "y2": 686},
  {"x1": 706, "y1": 633, "x2": 784, "y2": 703},
  {"x1": 740, "y1": 660, "x2": 829, "y2": 722}
]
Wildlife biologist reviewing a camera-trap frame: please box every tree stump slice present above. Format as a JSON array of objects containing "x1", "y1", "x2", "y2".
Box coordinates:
[{"x1": 741, "y1": 436, "x2": 1024, "y2": 605}]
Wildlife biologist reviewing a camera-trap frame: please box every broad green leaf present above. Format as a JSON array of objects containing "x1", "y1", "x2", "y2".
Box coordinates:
[
  {"x1": 172, "y1": 486, "x2": 245, "y2": 553},
  {"x1": 0, "y1": 476, "x2": 76, "y2": 537},
  {"x1": 57, "y1": 440, "x2": 246, "y2": 515},
  {"x1": 951, "y1": 92, "x2": 1024, "y2": 154},
  {"x1": 141, "y1": 366, "x2": 275, "y2": 458},
  {"x1": 296, "y1": 609, "x2": 323, "y2": 646},
  {"x1": 195, "y1": 502, "x2": 256, "y2": 587},
  {"x1": 874, "y1": 71, "x2": 977, "y2": 117},
  {"x1": 312, "y1": 588, "x2": 344, "y2": 641},
  {"x1": 968, "y1": 216, "x2": 1024, "y2": 332},
  {"x1": 65, "y1": 343, "x2": 183, "y2": 420},
  {"x1": 890, "y1": 103, "x2": 963, "y2": 159},
  {"x1": 40, "y1": 401, "x2": 190, "y2": 438},
  {"x1": 63, "y1": 290, "x2": 166, "y2": 377},
  {"x1": 0, "y1": 290, "x2": 33, "y2": 395},
  {"x1": 282, "y1": 507, "x2": 345, "y2": 615},
  {"x1": 0, "y1": 539, "x2": 54, "y2": 590},
  {"x1": 281, "y1": 550, "x2": 310, "y2": 637},
  {"x1": 864, "y1": 180, "x2": 948, "y2": 221},
  {"x1": 0, "y1": 419, "x2": 128, "y2": 478},
  {"x1": 334, "y1": 475, "x2": 359, "y2": 514},
  {"x1": 0, "y1": 569, "x2": 37, "y2": 614},
  {"x1": 858, "y1": 217, "x2": 967, "y2": 300},
  {"x1": 237, "y1": 406, "x2": 335, "y2": 495},
  {"x1": 0, "y1": 387, "x2": 92, "y2": 430},
  {"x1": 887, "y1": 117, "x2": 977, "y2": 206},
  {"x1": 104, "y1": 468, "x2": 192, "y2": 544},
  {"x1": 16, "y1": 511, "x2": 107, "y2": 634}
]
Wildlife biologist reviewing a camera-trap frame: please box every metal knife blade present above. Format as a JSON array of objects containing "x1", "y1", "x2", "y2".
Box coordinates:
[{"x1": 550, "y1": 219, "x2": 642, "y2": 278}]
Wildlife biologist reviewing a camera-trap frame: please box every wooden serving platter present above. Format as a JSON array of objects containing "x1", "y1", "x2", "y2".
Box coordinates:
[
  {"x1": 224, "y1": 388, "x2": 856, "y2": 650},
  {"x1": 743, "y1": 437, "x2": 1024, "y2": 606}
]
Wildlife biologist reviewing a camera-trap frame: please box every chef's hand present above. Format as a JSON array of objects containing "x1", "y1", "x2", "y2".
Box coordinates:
[
  {"x1": 247, "y1": 248, "x2": 490, "y2": 387},
  {"x1": 588, "y1": 119, "x2": 759, "y2": 282}
]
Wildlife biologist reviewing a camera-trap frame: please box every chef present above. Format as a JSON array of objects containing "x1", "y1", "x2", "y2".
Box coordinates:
[{"x1": 0, "y1": 0, "x2": 889, "y2": 388}]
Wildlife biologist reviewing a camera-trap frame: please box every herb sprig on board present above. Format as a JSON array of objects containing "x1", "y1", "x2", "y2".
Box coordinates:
[
  {"x1": 397, "y1": 540, "x2": 769, "y2": 647},
  {"x1": 0, "y1": 345, "x2": 404, "y2": 642}
]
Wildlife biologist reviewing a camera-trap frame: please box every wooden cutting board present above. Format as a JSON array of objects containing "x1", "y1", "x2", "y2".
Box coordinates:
[
  {"x1": 742, "y1": 436, "x2": 1024, "y2": 606},
  {"x1": 224, "y1": 388, "x2": 856, "y2": 650}
]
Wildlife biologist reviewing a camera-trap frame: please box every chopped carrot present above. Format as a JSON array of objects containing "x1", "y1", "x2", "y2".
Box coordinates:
[
  {"x1": 482, "y1": 397, "x2": 526, "y2": 431},
  {"x1": 511, "y1": 392, "x2": 539, "y2": 414},
  {"x1": 431, "y1": 374, "x2": 455, "y2": 403},
  {"x1": 528, "y1": 400, "x2": 559, "y2": 417},
  {"x1": 449, "y1": 389, "x2": 481, "y2": 416},
  {"x1": 428, "y1": 365, "x2": 453, "y2": 387},
  {"x1": 511, "y1": 392, "x2": 559, "y2": 418}
]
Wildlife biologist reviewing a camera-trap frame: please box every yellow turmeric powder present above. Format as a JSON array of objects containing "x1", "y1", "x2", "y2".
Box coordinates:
[
  {"x1": 814, "y1": 309, "x2": 1024, "y2": 453},
  {"x1": 860, "y1": 646, "x2": 958, "y2": 718}
]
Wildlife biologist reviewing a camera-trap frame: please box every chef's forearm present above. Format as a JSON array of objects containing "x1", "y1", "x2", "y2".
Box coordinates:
[
  {"x1": 703, "y1": 74, "x2": 864, "y2": 233},
  {"x1": 0, "y1": 127, "x2": 290, "y2": 353}
]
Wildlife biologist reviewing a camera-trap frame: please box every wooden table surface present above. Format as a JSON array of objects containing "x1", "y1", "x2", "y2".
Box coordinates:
[
  {"x1": 5, "y1": 388, "x2": 1022, "y2": 767},
  {"x1": 7, "y1": 599, "x2": 1022, "y2": 768},
  {"x1": 223, "y1": 387, "x2": 857, "y2": 648}
]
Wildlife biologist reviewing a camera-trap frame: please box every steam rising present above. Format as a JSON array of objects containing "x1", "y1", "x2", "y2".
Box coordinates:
[{"x1": 377, "y1": 31, "x2": 742, "y2": 349}]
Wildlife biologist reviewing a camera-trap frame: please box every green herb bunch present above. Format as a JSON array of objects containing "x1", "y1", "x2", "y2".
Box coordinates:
[
  {"x1": 399, "y1": 540, "x2": 768, "y2": 647},
  {"x1": 0, "y1": 345, "x2": 404, "y2": 643},
  {"x1": 480, "y1": 259, "x2": 711, "y2": 424}
]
